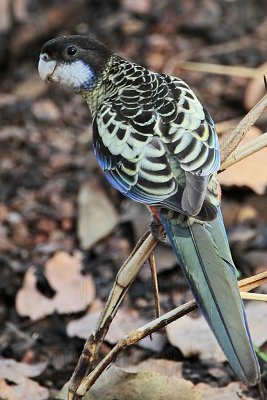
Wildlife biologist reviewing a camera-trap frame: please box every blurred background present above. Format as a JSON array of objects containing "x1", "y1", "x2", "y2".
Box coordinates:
[{"x1": 0, "y1": 0, "x2": 266, "y2": 399}]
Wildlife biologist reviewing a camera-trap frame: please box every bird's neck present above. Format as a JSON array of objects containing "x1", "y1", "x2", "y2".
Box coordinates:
[{"x1": 78, "y1": 54, "x2": 122, "y2": 115}]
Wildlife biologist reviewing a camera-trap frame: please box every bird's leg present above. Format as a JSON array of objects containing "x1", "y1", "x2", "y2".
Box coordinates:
[
  {"x1": 68, "y1": 230, "x2": 158, "y2": 399},
  {"x1": 149, "y1": 207, "x2": 167, "y2": 243}
]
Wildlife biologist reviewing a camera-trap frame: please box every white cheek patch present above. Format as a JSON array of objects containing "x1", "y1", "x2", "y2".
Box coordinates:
[{"x1": 51, "y1": 60, "x2": 96, "y2": 90}]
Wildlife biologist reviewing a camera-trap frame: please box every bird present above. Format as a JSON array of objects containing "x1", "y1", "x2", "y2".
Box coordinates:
[{"x1": 38, "y1": 35, "x2": 260, "y2": 386}]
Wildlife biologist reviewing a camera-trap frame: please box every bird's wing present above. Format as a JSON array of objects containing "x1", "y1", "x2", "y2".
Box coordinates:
[
  {"x1": 156, "y1": 74, "x2": 220, "y2": 216},
  {"x1": 93, "y1": 69, "x2": 218, "y2": 219},
  {"x1": 92, "y1": 98, "x2": 178, "y2": 204},
  {"x1": 158, "y1": 75, "x2": 220, "y2": 174}
]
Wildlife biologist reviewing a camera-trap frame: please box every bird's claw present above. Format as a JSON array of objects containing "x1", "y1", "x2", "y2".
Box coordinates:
[{"x1": 150, "y1": 216, "x2": 167, "y2": 243}]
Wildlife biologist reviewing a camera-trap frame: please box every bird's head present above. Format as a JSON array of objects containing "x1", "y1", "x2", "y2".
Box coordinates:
[{"x1": 38, "y1": 35, "x2": 112, "y2": 91}]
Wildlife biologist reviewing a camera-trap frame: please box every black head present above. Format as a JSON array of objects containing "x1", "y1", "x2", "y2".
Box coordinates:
[{"x1": 39, "y1": 35, "x2": 112, "y2": 90}]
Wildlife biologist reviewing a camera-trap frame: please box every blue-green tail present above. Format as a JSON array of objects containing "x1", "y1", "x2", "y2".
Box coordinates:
[{"x1": 158, "y1": 207, "x2": 260, "y2": 385}]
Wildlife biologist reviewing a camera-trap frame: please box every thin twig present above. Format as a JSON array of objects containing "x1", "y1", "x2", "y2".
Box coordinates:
[
  {"x1": 75, "y1": 271, "x2": 267, "y2": 397},
  {"x1": 239, "y1": 270, "x2": 267, "y2": 292},
  {"x1": 95, "y1": 231, "x2": 158, "y2": 331},
  {"x1": 220, "y1": 132, "x2": 267, "y2": 171},
  {"x1": 167, "y1": 61, "x2": 263, "y2": 79},
  {"x1": 241, "y1": 293, "x2": 267, "y2": 302},
  {"x1": 149, "y1": 252, "x2": 161, "y2": 319},
  {"x1": 220, "y1": 94, "x2": 267, "y2": 164}
]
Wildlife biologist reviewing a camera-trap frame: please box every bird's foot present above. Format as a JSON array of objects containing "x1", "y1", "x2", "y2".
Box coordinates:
[{"x1": 150, "y1": 215, "x2": 166, "y2": 244}]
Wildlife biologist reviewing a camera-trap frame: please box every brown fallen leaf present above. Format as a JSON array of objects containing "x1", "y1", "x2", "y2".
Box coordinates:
[
  {"x1": 167, "y1": 299, "x2": 266, "y2": 365},
  {"x1": 0, "y1": 358, "x2": 49, "y2": 400},
  {"x1": 219, "y1": 129, "x2": 267, "y2": 194},
  {"x1": 16, "y1": 251, "x2": 95, "y2": 320},
  {"x1": 124, "y1": 358, "x2": 183, "y2": 378},
  {"x1": 32, "y1": 99, "x2": 61, "y2": 122},
  {"x1": 67, "y1": 307, "x2": 166, "y2": 351},
  {"x1": 0, "y1": 358, "x2": 47, "y2": 379},
  {"x1": 0, "y1": 379, "x2": 49, "y2": 400},
  {"x1": 196, "y1": 382, "x2": 254, "y2": 400},
  {"x1": 57, "y1": 365, "x2": 201, "y2": 400},
  {"x1": 16, "y1": 266, "x2": 55, "y2": 320},
  {"x1": 77, "y1": 180, "x2": 119, "y2": 249},
  {"x1": 166, "y1": 314, "x2": 225, "y2": 362},
  {"x1": 121, "y1": 0, "x2": 152, "y2": 14}
]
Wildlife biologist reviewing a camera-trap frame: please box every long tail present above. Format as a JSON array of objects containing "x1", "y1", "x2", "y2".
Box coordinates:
[{"x1": 158, "y1": 207, "x2": 260, "y2": 385}]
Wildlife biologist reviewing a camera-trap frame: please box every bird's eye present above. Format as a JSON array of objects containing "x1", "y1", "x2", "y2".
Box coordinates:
[{"x1": 66, "y1": 45, "x2": 77, "y2": 56}]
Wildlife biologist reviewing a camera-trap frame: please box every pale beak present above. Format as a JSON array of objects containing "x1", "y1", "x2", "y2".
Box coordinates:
[{"x1": 38, "y1": 53, "x2": 57, "y2": 83}]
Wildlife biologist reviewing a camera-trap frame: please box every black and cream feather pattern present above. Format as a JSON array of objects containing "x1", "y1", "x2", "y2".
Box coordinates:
[{"x1": 91, "y1": 57, "x2": 220, "y2": 218}]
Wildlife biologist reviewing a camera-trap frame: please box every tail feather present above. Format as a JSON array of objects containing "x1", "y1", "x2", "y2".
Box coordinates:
[{"x1": 158, "y1": 207, "x2": 260, "y2": 385}]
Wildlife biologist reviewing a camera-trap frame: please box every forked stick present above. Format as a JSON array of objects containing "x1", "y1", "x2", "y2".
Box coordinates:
[
  {"x1": 68, "y1": 93, "x2": 267, "y2": 400},
  {"x1": 220, "y1": 93, "x2": 267, "y2": 164},
  {"x1": 76, "y1": 272, "x2": 267, "y2": 397},
  {"x1": 68, "y1": 231, "x2": 158, "y2": 397},
  {"x1": 220, "y1": 132, "x2": 267, "y2": 171}
]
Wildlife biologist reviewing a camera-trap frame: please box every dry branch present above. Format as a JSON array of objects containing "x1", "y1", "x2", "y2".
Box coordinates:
[
  {"x1": 76, "y1": 271, "x2": 267, "y2": 397},
  {"x1": 166, "y1": 61, "x2": 263, "y2": 79},
  {"x1": 241, "y1": 293, "x2": 267, "y2": 302},
  {"x1": 68, "y1": 230, "x2": 158, "y2": 399},
  {"x1": 220, "y1": 93, "x2": 267, "y2": 164},
  {"x1": 239, "y1": 270, "x2": 267, "y2": 292},
  {"x1": 149, "y1": 252, "x2": 161, "y2": 319},
  {"x1": 221, "y1": 131, "x2": 267, "y2": 171}
]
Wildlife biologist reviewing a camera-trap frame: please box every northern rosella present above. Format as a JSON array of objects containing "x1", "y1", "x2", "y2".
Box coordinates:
[{"x1": 38, "y1": 35, "x2": 260, "y2": 385}]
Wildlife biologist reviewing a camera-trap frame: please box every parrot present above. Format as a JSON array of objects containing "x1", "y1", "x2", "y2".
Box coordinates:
[{"x1": 38, "y1": 35, "x2": 260, "y2": 385}]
